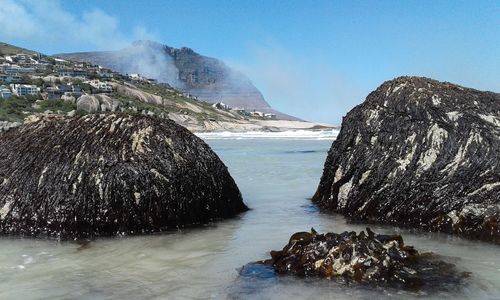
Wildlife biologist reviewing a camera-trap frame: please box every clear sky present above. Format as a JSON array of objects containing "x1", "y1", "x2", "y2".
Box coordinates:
[{"x1": 0, "y1": 0, "x2": 498, "y2": 123}]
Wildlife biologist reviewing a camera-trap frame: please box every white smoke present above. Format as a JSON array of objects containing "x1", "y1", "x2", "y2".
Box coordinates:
[{"x1": 112, "y1": 41, "x2": 184, "y2": 89}]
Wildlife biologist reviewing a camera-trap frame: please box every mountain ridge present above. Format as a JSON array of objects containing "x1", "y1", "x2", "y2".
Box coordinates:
[{"x1": 56, "y1": 40, "x2": 299, "y2": 120}]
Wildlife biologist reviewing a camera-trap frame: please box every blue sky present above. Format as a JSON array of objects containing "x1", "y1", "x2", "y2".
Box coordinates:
[{"x1": 0, "y1": 0, "x2": 498, "y2": 123}]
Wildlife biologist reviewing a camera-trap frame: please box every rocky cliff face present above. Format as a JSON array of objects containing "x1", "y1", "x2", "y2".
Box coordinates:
[
  {"x1": 0, "y1": 114, "x2": 247, "y2": 238},
  {"x1": 313, "y1": 77, "x2": 500, "y2": 243},
  {"x1": 57, "y1": 41, "x2": 272, "y2": 111}
]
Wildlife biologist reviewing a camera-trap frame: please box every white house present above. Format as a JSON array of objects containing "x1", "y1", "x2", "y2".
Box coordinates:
[
  {"x1": 58, "y1": 69, "x2": 87, "y2": 78},
  {"x1": 10, "y1": 84, "x2": 39, "y2": 96},
  {"x1": 0, "y1": 73, "x2": 22, "y2": 83},
  {"x1": 128, "y1": 73, "x2": 143, "y2": 81},
  {"x1": 86, "y1": 80, "x2": 113, "y2": 93},
  {"x1": 250, "y1": 111, "x2": 265, "y2": 117},
  {"x1": 212, "y1": 102, "x2": 229, "y2": 110},
  {"x1": 0, "y1": 85, "x2": 12, "y2": 99}
]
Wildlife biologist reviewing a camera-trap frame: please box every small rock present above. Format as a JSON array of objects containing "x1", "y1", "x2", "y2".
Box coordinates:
[{"x1": 255, "y1": 228, "x2": 469, "y2": 290}]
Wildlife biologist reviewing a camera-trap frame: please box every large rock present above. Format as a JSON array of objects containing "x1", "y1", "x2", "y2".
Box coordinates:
[
  {"x1": 0, "y1": 114, "x2": 247, "y2": 238},
  {"x1": 313, "y1": 77, "x2": 500, "y2": 243},
  {"x1": 76, "y1": 94, "x2": 122, "y2": 113},
  {"x1": 76, "y1": 95, "x2": 100, "y2": 112},
  {"x1": 0, "y1": 121, "x2": 21, "y2": 132}
]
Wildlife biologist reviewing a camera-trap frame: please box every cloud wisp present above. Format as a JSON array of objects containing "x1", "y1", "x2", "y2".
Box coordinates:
[{"x1": 0, "y1": 0, "x2": 151, "y2": 52}]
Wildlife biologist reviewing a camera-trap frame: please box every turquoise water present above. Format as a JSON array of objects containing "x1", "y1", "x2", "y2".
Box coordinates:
[{"x1": 0, "y1": 139, "x2": 499, "y2": 299}]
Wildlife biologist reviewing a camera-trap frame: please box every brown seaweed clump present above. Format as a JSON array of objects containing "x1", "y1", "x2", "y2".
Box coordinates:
[{"x1": 261, "y1": 228, "x2": 469, "y2": 290}]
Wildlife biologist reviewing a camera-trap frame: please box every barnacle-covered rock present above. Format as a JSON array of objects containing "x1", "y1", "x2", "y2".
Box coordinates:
[
  {"x1": 0, "y1": 114, "x2": 247, "y2": 238},
  {"x1": 259, "y1": 228, "x2": 468, "y2": 290},
  {"x1": 313, "y1": 77, "x2": 500, "y2": 243}
]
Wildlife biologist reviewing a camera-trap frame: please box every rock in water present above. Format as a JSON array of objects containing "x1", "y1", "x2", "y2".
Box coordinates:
[
  {"x1": 0, "y1": 114, "x2": 247, "y2": 238},
  {"x1": 313, "y1": 76, "x2": 500, "y2": 243},
  {"x1": 259, "y1": 229, "x2": 468, "y2": 290}
]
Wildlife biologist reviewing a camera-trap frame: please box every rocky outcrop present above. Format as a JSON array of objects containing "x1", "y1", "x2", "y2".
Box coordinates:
[
  {"x1": 313, "y1": 77, "x2": 500, "y2": 243},
  {"x1": 0, "y1": 121, "x2": 21, "y2": 132},
  {"x1": 0, "y1": 114, "x2": 247, "y2": 238},
  {"x1": 112, "y1": 83, "x2": 171, "y2": 106},
  {"x1": 255, "y1": 228, "x2": 467, "y2": 290},
  {"x1": 76, "y1": 94, "x2": 122, "y2": 113}
]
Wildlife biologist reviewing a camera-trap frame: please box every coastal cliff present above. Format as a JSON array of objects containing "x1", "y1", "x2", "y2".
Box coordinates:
[
  {"x1": 57, "y1": 41, "x2": 279, "y2": 113},
  {"x1": 0, "y1": 114, "x2": 247, "y2": 238},
  {"x1": 313, "y1": 77, "x2": 500, "y2": 243}
]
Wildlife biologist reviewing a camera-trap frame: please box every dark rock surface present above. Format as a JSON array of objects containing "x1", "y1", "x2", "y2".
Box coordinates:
[
  {"x1": 0, "y1": 114, "x2": 247, "y2": 238},
  {"x1": 258, "y1": 228, "x2": 468, "y2": 290},
  {"x1": 313, "y1": 76, "x2": 500, "y2": 243}
]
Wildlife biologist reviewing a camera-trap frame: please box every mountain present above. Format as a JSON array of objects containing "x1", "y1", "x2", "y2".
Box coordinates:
[
  {"x1": 57, "y1": 41, "x2": 296, "y2": 119},
  {"x1": 0, "y1": 42, "x2": 38, "y2": 56},
  {"x1": 0, "y1": 41, "x2": 328, "y2": 132}
]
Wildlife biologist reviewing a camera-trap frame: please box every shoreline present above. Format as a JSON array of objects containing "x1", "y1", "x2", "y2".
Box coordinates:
[{"x1": 187, "y1": 119, "x2": 338, "y2": 133}]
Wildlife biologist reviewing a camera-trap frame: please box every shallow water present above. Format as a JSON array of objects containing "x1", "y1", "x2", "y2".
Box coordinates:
[{"x1": 1, "y1": 139, "x2": 499, "y2": 299}]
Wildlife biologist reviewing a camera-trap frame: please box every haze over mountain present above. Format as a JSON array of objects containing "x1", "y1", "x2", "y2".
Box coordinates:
[{"x1": 57, "y1": 41, "x2": 297, "y2": 119}]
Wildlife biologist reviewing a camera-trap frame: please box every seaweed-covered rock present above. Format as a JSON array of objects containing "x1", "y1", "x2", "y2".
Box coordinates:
[
  {"x1": 260, "y1": 229, "x2": 468, "y2": 290},
  {"x1": 0, "y1": 114, "x2": 247, "y2": 238},
  {"x1": 313, "y1": 77, "x2": 500, "y2": 243}
]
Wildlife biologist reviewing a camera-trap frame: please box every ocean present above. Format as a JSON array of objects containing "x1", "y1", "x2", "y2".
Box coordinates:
[{"x1": 1, "y1": 134, "x2": 499, "y2": 299}]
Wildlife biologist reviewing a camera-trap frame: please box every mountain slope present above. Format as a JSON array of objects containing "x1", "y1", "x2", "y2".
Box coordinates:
[
  {"x1": 56, "y1": 41, "x2": 280, "y2": 113},
  {"x1": 0, "y1": 42, "x2": 38, "y2": 56},
  {"x1": 0, "y1": 41, "x2": 328, "y2": 132}
]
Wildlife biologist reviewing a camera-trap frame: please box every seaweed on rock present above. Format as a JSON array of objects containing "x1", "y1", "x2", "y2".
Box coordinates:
[
  {"x1": 313, "y1": 76, "x2": 500, "y2": 243},
  {"x1": 256, "y1": 228, "x2": 469, "y2": 291},
  {"x1": 0, "y1": 114, "x2": 247, "y2": 238}
]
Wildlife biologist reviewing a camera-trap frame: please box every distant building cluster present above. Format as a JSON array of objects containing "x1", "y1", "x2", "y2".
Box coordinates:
[
  {"x1": 0, "y1": 51, "x2": 125, "y2": 101},
  {"x1": 127, "y1": 73, "x2": 158, "y2": 84},
  {"x1": 0, "y1": 51, "x2": 277, "y2": 121},
  {"x1": 211, "y1": 101, "x2": 276, "y2": 119}
]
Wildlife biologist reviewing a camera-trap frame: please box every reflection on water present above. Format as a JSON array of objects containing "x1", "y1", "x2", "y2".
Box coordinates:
[{"x1": 0, "y1": 139, "x2": 499, "y2": 299}]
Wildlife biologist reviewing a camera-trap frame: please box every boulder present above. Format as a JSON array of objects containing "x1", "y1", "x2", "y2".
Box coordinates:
[
  {"x1": 99, "y1": 95, "x2": 122, "y2": 112},
  {"x1": 61, "y1": 93, "x2": 76, "y2": 103},
  {"x1": 76, "y1": 95, "x2": 100, "y2": 113},
  {"x1": 313, "y1": 76, "x2": 500, "y2": 243},
  {"x1": 77, "y1": 94, "x2": 122, "y2": 113},
  {"x1": 0, "y1": 121, "x2": 21, "y2": 132},
  {"x1": 257, "y1": 229, "x2": 468, "y2": 290},
  {"x1": 0, "y1": 114, "x2": 247, "y2": 238}
]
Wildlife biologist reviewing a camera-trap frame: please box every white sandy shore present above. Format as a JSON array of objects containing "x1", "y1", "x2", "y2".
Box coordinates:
[{"x1": 187, "y1": 119, "x2": 337, "y2": 133}]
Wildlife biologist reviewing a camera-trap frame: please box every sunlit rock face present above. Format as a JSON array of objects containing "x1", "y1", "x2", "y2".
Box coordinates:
[
  {"x1": 0, "y1": 114, "x2": 247, "y2": 238},
  {"x1": 313, "y1": 76, "x2": 500, "y2": 243},
  {"x1": 57, "y1": 41, "x2": 272, "y2": 111}
]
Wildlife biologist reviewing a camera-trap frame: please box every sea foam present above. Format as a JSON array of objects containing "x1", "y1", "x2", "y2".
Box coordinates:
[{"x1": 196, "y1": 129, "x2": 339, "y2": 140}]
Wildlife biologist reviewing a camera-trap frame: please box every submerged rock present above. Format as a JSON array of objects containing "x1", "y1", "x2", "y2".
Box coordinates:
[
  {"x1": 313, "y1": 76, "x2": 500, "y2": 243},
  {"x1": 258, "y1": 228, "x2": 468, "y2": 290},
  {"x1": 0, "y1": 114, "x2": 247, "y2": 238}
]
